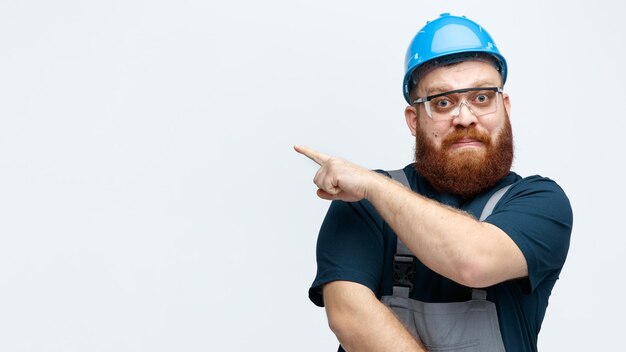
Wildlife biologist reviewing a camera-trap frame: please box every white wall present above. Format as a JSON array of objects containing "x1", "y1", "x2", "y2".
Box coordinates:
[{"x1": 0, "y1": 0, "x2": 623, "y2": 350}]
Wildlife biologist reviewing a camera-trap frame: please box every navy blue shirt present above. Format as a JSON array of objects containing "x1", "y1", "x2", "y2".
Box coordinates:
[{"x1": 309, "y1": 165, "x2": 573, "y2": 352}]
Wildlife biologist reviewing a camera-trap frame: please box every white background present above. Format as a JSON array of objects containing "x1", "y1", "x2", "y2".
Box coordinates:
[{"x1": 0, "y1": 0, "x2": 623, "y2": 350}]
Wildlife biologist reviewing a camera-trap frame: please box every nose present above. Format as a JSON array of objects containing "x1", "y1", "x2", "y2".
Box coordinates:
[{"x1": 451, "y1": 101, "x2": 478, "y2": 127}]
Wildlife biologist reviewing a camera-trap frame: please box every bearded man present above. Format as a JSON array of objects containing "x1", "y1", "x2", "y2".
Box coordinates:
[{"x1": 295, "y1": 14, "x2": 572, "y2": 352}]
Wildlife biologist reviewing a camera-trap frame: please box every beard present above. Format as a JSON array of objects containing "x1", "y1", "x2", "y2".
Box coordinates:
[{"x1": 413, "y1": 116, "x2": 514, "y2": 199}]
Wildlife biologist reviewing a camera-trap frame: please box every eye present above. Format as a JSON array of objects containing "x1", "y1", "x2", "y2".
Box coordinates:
[
  {"x1": 472, "y1": 90, "x2": 495, "y2": 105},
  {"x1": 431, "y1": 97, "x2": 453, "y2": 110},
  {"x1": 437, "y1": 99, "x2": 450, "y2": 108}
]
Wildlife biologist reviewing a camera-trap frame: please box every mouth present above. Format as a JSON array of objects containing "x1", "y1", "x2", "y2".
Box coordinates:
[{"x1": 450, "y1": 138, "x2": 485, "y2": 149}]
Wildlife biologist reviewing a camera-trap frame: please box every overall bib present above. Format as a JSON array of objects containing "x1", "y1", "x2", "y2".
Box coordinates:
[{"x1": 382, "y1": 170, "x2": 508, "y2": 351}]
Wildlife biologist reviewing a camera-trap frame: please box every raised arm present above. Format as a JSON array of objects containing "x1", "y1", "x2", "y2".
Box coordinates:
[
  {"x1": 366, "y1": 174, "x2": 527, "y2": 287},
  {"x1": 294, "y1": 145, "x2": 527, "y2": 288}
]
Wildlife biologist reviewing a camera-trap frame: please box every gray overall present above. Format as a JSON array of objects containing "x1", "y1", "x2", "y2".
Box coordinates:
[{"x1": 381, "y1": 169, "x2": 509, "y2": 351}]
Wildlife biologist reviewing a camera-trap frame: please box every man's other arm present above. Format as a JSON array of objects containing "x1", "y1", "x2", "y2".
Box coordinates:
[{"x1": 323, "y1": 281, "x2": 426, "y2": 352}]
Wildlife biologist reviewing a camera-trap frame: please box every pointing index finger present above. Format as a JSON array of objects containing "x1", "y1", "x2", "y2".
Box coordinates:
[{"x1": 293, "y1": 145, "x2": 331, "y2": 166}]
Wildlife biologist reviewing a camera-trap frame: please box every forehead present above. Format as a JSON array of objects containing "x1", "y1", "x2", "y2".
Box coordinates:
[{"x1": 416, "y1": 60, "x2": 502, "y2": 96}]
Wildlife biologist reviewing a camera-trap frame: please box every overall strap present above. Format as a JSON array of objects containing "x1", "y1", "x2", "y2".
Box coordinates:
[
  {"x1": 479, "y1": 184, "x2": 513, "y2": 221},
  {"x1": 472, "y1": 183, "x2": 513, "y2": 300},
  {"x1": 386, "y1": 169, "x2": 514, "y2": 299},
  {"x1": 386, "y1": 170, "x2": 412, "y2": 256},
  {"x1": 387, "y1": 169, "x2": 415, "y2": 297},
  {"x1": 387, "y1": 169, "x2": 410, "y2": 188}
]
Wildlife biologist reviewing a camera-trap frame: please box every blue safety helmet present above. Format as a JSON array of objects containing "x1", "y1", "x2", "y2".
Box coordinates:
[{"x1": 403, "y1": 13, "x2": 507, "y2": 104}]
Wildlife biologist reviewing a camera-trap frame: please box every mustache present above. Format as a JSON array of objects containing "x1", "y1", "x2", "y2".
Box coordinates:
[{"x1": 442, "y1": 127, "x2": 491, "y2": 147}]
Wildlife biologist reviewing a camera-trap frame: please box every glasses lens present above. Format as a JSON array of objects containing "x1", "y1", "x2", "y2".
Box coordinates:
[{"x1": 427, "y1": 89, "x2": 499, "y2": 121}]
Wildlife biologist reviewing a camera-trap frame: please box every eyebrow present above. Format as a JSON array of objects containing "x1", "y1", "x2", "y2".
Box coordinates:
[{"x1": 425, "y1": 80, "x2": 500, "y2": 96}]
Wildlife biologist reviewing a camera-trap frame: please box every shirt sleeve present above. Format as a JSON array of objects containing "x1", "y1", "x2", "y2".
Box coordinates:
[
  {"x1": 485, "y1": 176, "x2": 573, "y2": 293},
  {"x1": 308, "y1": 199, "x2": 386, "y2": 307}
]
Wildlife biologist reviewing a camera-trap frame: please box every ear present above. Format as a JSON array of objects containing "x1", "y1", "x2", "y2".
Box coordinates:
[
  {"x1": 405, "y1": 105, "x2": 419, "y2": 136},
  {"x1": 502, "y1": 92, "x2": 511, "y2": 116}
]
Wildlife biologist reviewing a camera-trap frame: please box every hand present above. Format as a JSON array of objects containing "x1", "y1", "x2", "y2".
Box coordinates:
[{"x1": 294, "y1": 145, "x2": 382, "y2": 202}]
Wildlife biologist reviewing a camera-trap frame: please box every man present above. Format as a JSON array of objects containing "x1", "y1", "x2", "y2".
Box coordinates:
[{"x1": 295, "y1": 13, "x2": 572, "y2": 352}]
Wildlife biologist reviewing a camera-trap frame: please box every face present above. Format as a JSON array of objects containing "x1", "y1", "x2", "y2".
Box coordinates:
[{"x1": 404, "y1": 60, "x2": 514, "y2": 198}]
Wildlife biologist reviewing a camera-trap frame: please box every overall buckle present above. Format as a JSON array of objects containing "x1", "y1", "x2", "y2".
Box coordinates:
[{"x1": 393, "y1": 254, "x2": 416, "y2": 293}]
